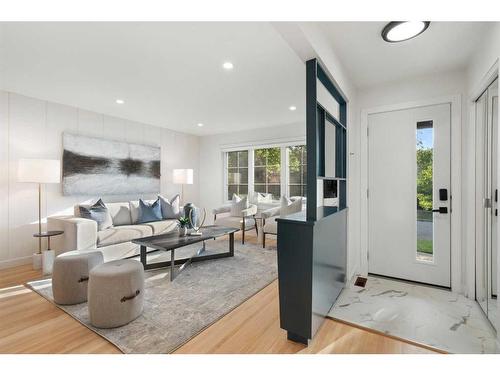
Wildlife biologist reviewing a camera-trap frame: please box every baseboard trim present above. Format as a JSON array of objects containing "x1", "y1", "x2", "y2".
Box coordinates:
[{"x1": 0, "y1": 255, "x2": 32, "y2": 269}]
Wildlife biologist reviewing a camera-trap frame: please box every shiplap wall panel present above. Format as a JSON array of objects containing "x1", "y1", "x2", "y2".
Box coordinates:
[
  {"x1": 102, "y1": 116, "x2": 126, "y2": 142},
  {"x1": 77, "y1": 109, "x2": 104, "y2": 138},
  {"x1": 0, "y1": 90, "x2": 200, "y2": 268},
  {"x1": 8, "y1": 93, "x2": 46, "y2": 261}
]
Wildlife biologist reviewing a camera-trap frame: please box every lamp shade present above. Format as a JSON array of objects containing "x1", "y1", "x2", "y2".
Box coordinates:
[
  {"x1": 18, "y1": 159, "x2": 61, "y2": 184},
  {"x1": 173, "y1": 169, "x2": 193, "y2": 185}
]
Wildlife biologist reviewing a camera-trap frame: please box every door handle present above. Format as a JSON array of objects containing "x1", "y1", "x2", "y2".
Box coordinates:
[{"x1": 432, "y1": 207, "x2": 448, "y2": 214}]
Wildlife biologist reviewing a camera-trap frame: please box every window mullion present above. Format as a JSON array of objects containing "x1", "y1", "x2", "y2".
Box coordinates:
[
  {"x1": 248, "y1": 148, "x2": 254, "y2": 199},
  {"x1": 281, "y1": 146, "x2": 288, "y2": 198}
]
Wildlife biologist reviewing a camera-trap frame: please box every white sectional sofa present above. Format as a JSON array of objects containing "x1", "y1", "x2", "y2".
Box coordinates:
[{"x1": 48, "y1": 200, "x2": 178, "y2": 261}]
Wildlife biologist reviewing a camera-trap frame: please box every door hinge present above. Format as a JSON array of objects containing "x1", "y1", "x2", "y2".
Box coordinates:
[
  {"x1": 367, "y1": 127, "x2": 369, "y2": 137},
  {"x1": 367, "y1": 189, "x2": 369, "y2": 198}
]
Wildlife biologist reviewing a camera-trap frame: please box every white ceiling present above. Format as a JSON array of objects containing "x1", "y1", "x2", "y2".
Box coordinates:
[
  {"x1": 319, "y1": 22, "x2": 493, "y2": 89},
  {"x1": 1, "y1": 22, "x2": 494, "y2": 135},
  {"x1": 0, "y1": 22, "x2": 306, "y2": 135}
]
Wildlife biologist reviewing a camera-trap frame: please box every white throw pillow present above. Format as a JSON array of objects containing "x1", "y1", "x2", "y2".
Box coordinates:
[
  {"x1": 280, "y1": 196, "x2": 303, "y2": 217},
  {"x1": 158, "y1": 194, "x2": 181, "y2": 219},
  {"x1": 249, "y1": 191, "x2": 273, "y2": 204},
  {"x1": 230, "y1": 194, "x2": 249, "y2": 216}
]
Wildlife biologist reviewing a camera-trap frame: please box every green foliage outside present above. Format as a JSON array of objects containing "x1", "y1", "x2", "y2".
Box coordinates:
[
  {"x1": 417, "y1": 239, "x2": 433, "y2": 254},
  {"x1": 417, "y1": 139, "x2": 433, "y2": 211}
]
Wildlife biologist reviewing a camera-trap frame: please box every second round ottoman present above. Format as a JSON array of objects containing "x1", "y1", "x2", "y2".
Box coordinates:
[{"x1": 88, "y1": 259, "x2": 144, "y2": 328}]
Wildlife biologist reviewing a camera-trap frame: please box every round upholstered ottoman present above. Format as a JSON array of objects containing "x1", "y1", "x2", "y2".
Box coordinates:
[
  {"x1": 52, "y1": 250, "x2": 104, "y2": 305},
  {"x1": 88, "y1": 259, "x2": 144, "y2": 328}
]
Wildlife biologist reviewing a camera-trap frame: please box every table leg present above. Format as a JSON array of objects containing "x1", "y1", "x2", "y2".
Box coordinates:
[
  {"x1": 47, "y1": 236, "x2": 51, "y2": 251},
  {"x1": 170, "y1": 248, "x2": 176, "y2": 281},
  {"x1": 140, "y1": 245, "x2": 147, "y2": 269},
  {"x1": 229, "y1": 232, "x2": 234, "y2": 257}
]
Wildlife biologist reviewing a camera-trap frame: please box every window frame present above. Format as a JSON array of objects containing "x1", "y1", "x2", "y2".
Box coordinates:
[{"x1": 222, "y1": 139, "x2": 306, "y2": 203}]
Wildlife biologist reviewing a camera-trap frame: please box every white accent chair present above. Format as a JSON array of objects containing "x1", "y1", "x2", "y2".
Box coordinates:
[
  {"x1": 260, "y1": 197, "x2": 305, "y2": 248},
  {"x1": 212, "y1": 204, "x2": 258, "y2": 244}
]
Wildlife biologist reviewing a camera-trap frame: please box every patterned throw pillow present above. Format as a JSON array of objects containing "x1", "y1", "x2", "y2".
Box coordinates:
[
  {"x1": 158, "y1": 194, "x2": 181, "y2": 219},
  {"x1": 138, "y1": 198, "x2": 163, "y2": 223},
  {"x1": 79, "y1": 199, "x2": 113, "y2": 231},
  {"x1": 230, "y1": 194, "x2": 249, "y2": 216},
  {"x1": 280, "y1": 196, "x2": 303, "y2": 217}
]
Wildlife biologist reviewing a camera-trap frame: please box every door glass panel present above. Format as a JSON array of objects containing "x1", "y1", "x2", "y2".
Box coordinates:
[{"x1": 416, "y1": 120, "x2": 434, "y2": 262}]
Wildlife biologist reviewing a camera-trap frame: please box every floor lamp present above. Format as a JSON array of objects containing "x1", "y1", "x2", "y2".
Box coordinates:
[
  {"x1": 18, "y1": 159, "x2": 61, "y2": 271},
  {"x1": 173, "y1": 168, "x2": 193, "y2": 206}
]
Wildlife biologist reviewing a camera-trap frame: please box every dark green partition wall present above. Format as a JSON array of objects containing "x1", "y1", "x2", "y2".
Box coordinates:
[{"x1": 277, "y1": 58, "x2": 347, "y2": 344}]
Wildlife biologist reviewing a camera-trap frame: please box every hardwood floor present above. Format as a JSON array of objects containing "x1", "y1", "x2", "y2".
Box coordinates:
[{"x1": 0, "y1": 232, "x2": 440, "y2": 354}]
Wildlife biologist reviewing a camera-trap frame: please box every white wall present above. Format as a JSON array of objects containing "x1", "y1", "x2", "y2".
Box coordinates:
[
  {"x1": 198, "y1": 121, "x2": 305, "y2": 223},
  {"x1": 0, "y1": 91, "x2": 200, "y2": 268}
]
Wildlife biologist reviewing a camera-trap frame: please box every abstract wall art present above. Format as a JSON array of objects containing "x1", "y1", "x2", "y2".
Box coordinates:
[{"x1": 62, "y1": 133, "x2": 161, "y2": 195}]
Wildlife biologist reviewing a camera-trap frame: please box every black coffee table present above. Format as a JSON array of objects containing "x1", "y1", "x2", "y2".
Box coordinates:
[{"x1": 132, "y1": 225, "x2": 239, "y2": 281}]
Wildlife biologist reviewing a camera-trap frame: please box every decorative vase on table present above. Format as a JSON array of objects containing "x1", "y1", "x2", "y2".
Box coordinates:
[
  {"x1": 183, "y1": 203, "x2": 197, "y2": 229},
  {"x1": 179, "y1": 226, "x2": 188, "y2": 237}
]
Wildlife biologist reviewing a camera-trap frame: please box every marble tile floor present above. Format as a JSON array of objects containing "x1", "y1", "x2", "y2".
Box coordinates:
[{"x1": 328, "y1": 275, "x2": 499, "y2": 353}]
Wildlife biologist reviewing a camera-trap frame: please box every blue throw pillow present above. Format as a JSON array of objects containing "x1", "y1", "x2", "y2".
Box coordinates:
[
  {"x1": 138, "y1": 198, "x2": 163, "y2": 223},
  {"x1": 79, "y1": 199, "x2": 113, "y2": 231}
]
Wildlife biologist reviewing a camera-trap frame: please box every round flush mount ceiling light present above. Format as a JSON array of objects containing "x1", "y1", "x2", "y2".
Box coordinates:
[
  {"x1": 289, "y1": 106, "x2": 297, "y2": 111},
  {"x1": 115, "y1": 99, "x2": 125, "y2": 104},
  {"x1": 197, "y1": 123, "x2": 204, "y2": 127},
  {"x1": 381, "y1": 21, "x2": 430, "y2": 43},
  {"x1": 222, "y1": 61, "x2": 234, "y2": 70}
]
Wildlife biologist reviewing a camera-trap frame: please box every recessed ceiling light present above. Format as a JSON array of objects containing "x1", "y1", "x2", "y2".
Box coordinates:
[
  {"x1": 289, "y1": 106, "x2": 297, "y2": 111},
  {"x1": 115, "y1": 99, "x2": 125, "y2": 104},
  {"x1": 197, "y1": 123, "x2": 204, "y2": 127},
  {"x1": 381, "y1": 21, "x2": 430, "y2": 43},
  {"x1": 222, "y1": 62, "x2": 234, "y2": 70}
]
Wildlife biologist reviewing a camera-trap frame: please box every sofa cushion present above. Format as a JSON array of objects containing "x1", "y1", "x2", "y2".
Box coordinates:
[
  {"x1": 97, "y1": 225, "x2": 153, "y2": 248},
  {"x1": 79, "y1": 199, "x2": 113, "y2": 231},
  {"x1": 106, "y1": 202, "x2": 132, "y2": 226},
  {"x1": 143, "y1": 219, "x2": 178, "y2": 235},
  {"x1": 137, "y1": 198, "x2": 162, "y2": 223},
  {"x1": 158, "y1": 194, "x2": 181, "y2": 219},
  {"x1": 130, "y1": 200, "x2": 155, "y2": 224}
]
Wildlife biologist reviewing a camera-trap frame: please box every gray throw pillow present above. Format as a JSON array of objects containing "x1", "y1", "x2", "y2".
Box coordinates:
[
  {"x1": 138, "y1": 198, "x2": 163, "y2": 223},
  {"x1": 158, "y1": 194, "x2": 181, "y2": 219},
  {"x1": 79, "y1": 199, "x2": 113, "y2": 231}
]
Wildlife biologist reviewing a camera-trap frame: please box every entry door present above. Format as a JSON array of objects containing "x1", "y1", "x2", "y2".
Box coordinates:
[{"x1": 368, "y1": 103, "x2": 451, "y2": 287}]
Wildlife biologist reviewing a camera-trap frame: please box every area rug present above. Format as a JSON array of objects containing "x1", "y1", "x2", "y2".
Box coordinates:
[
  {"x1": 328, "y1": 276, "x2": 499, "y2": 354},
  {"x1": 27, "y1": 240, "x2": 277, "y2": 354}
]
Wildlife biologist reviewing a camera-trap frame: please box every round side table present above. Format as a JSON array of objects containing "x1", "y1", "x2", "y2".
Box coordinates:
[{"x1": 33, "y1": 230, "x2": 64, "y2": 275}]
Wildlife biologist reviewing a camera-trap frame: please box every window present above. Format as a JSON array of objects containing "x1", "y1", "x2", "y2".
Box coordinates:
[
  {"x1": 226, "y1": 150, "x2": 248, "y2": 200},
  {"x1": 224, "y1": 143, "x2": 306, "y2": 202},
  {"x1": 287, "y1": 145, "x2": 307, "y2": 197},
  {"x1": 254, "y1": 147, "x2": 281, "y2": 200},
  {"x1": 416, "y1": 121, "x2": 434, "y2": 262}
]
